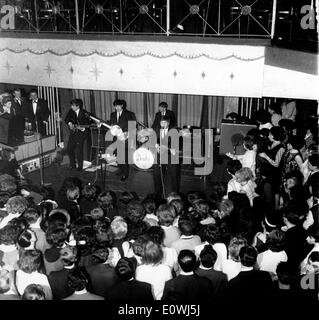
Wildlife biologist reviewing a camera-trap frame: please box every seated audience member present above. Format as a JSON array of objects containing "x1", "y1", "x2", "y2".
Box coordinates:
[
  {"x1": 191, "y1": 199, "x2": 215, "y2": 227},
  {"x1": 109, "y1": 216, "x2": 129, "y2": 259},
  {"x1": 17, "y1": 228, "x2": 37, "y2": 251},
  {"x1": 22, "y1": 284, "x2": 46, "y2": 300},
  {"x1": 195, "y1": 245, "x2": 227, "y2": 299},
  {"x1": 97, "y1": 191, "x2": 118, "y2": 220},
  {"x1": 222, "y1": 236, "x2": 247, "y2": 281},
  {"x1": 16, "y1": 250, "x2": 53, "y2": 299},
  {"x1": 86, "y1": 248, "x2": 119, "y2": 297},
  {"x1": 171, "y1": 216, "x2": 201, "y2": 255},
  {"x1": 0, "y1": 196, "x2": 28, "y2": 229},
  {"x1": 226, "y1": 136, "x2": 257, "y2": 175},
  {"x1": 79, "y1": 183, "x2": 98, "y2": 216},
  {"x1": 22, "y1": 207, "x2": 48, "y2": 253},
  {"x1": 226, "y1": 167, "x2": 258, "y2": 207},
  {"x1": 257, "y1": 229, "x2": 288, "y2": 279},
  {"x1": 0, "y1": 268, "x2": 20, "y2": 300},
  {"x1": 156, "y1": 204, "x2": 180, "y2": 248},
  {"x1": 107, "y1": 257, "x2": 153, "y2": 302},
  {"x1": 195, "y1": 224, "x2": 227, "y2": 271},
  {"x1": 0, "y1": 224, "x2": 20, "y2": 269},
  {"x1": 135, "y1": 240, "x2": 172, "y2": 300},
  {"x1": 162, "y1": 250, "x2": 213, "y2": 302},
  {"x1": 227, "y1": 245, "x2": 274, "y2": 300},
  {"x1": 142, "y1": 197, "x2": 159, "y2": 226},
  {"x1": 145, "y1": 226, "x2": 178, "y2": 273},
  {"x1": 63, "y1": 268, "x2": 104, "y2": 300},
  {"x1": 268, "y1": 103, "x2": 282, "y2": 127},
  {"x1": 48, "y1": 246, "x2": 77, "y2": 300},
  {"x1": 300, "y1": 226, "x2": 319, "y2": 274}
]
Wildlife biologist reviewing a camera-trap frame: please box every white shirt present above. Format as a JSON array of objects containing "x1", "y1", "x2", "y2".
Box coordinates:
[
  {"x1": 75, "y1": 109, "x2": 80, "y2": 118},
  {"x1": 16, "y1": 270, "x2": 52, "y2": 300},
  {"x1": 257, "y1": 250, "x2": 288, "y2": 275},
  {"x1": 221, "y1": 259, "x2": 242, "y2": 281},
  {"x1": 135, "y1": 263, "x2": 172, "y2": 300},
  {"x1": 0, "y1": 213, "x2": 20, "y2": 229},
  {"x1": 226, "y1": 179, "x2": 258, "y2": 207},
  {"x1": 162, "y1": 246, "x2": 178, "y2": 272},
  {"x1": 237, "y1": 150, "x2": 256, "y2": 175},
  {"x1": 32, "y1": 100, "x2": 37, "y2": 115},
  {"x1": 161, "y1": 128, "x2": 168, "y2": 139}
]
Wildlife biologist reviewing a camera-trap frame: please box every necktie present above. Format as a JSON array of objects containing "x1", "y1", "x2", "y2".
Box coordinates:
[{"x1": 117, "y1": 112, "x2": 120, "y2": 122}]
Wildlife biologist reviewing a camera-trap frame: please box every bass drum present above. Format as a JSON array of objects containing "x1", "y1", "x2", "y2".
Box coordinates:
[{"x1": 132, "y1": 147, "x2": 155, "y2": 171}]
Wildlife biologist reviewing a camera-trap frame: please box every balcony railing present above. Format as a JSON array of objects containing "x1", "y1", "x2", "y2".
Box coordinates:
[{"x1": 0, "y1": 0, "x2": 316, "y2": 41}]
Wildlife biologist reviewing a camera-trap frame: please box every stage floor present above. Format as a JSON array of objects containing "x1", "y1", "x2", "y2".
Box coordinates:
[{"x1": 24, "y1": 163, "x2": 219, "y2": 199}]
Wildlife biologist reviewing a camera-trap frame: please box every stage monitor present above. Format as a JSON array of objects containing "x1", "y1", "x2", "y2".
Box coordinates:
[{"x1": 219, "y1": 121, "x2": 257, "y2": 155}]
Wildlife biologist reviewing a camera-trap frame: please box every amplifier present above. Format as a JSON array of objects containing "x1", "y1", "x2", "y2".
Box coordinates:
[{"x1": 20, "y1": 153, "x2": 53, "y2": 174}]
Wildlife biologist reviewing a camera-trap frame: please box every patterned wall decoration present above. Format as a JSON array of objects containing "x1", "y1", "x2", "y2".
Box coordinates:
[{"x1": 0, "y1": 37, "x2": 266, "y2": 97}]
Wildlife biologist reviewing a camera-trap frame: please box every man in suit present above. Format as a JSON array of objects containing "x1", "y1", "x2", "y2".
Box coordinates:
[
  {"x1": 152, "y1": 101, "x2": 176, "y2": 130},
  {"x1": 11, "y1": 88, "x2": 25, "y2": 143},
  {"x1": 162, "y1": 250, "x2": 214, "y2": 302},
  {"x1": 85, "y1": 248, "x2": 119, "y2": 297},
  {"x1": 65, "y1": 99, "x2": 91, "y2": 171},
  {"x1": 107, "y1": 257, "x2": 153, "y2": 302},
  {"x1": 152, "y1": 115, "x2": 179, "y2": 197},
  {"x1": 109, "y1": 99, "x2": 136, "y2": 181},
  {"x1": 23, "y1": 89, "x2": 50, "y2": 136},
  {"x1": 227, "y1": 245, "x2": 274, "y2": 301}
]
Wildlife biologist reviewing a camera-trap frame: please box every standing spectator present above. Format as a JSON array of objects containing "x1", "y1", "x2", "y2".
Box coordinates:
[
  {"x1": 281, "y1": 99, "x2": 297, "y2": 121},
  {"x1": 22, "y1": 284, "x2": 46, "y2": 300},
  {"x1": 269, "y1": 103, "x2": 282, "y2": 127},
  {"x1": 0, "y1": 196, "x2": 28, "y2": 229}
]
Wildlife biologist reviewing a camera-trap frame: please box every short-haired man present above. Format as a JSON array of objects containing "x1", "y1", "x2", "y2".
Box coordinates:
[
  {"x1": 162, "y1": 250, "x2": 213, "y2": 302},
  {"x1": 11, "y1": 88, "x2": 25, "y2": 143},
  {"x1": 152, "y1": 101, "x2": 176, "y2": 130}
]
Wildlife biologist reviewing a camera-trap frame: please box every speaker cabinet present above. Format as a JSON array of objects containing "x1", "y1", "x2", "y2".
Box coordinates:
[
  {"x1": 219, "y1": 121, "x2": 257, "y2": 155},
  {"x1": 0, "y1": 115, "x2": 10, "y2": 144}
]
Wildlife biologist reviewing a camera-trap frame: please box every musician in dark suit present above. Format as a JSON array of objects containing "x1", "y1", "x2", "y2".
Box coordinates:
[
  {"x1": 23, "y1": 89, "x2": 50, "y2": 136},
  {"x1": 109, "y1": 99, "x2": 136, "y2": 181},
  {"x1": 152, "y1": 101, "x2": 176, "y2": 130},
  {"x1": 11, "y1": 88, "x2": 25, "y2": 143},
  {"x1": 65, "y1": 99, "x2": 91, "y2": 171},
  {"x1": 162, "y1": 250, "x2": 214, "y2": 302},
  {"x1": 152, "y1": 115, "x2": 179, "y2": 197}
]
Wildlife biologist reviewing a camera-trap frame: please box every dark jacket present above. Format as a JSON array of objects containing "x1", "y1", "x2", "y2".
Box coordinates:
[
  {"x1": 109, "y1": 109, "x2": 136, "y2": 133},
  {"x1": 152, "y1": 110, "x2": 176, "y2": 129},
  {"x1": 65, "y1": 108, "x2": 91, "y2": 133},
  {"x1": 48, "y1": 267, "x2": 75, "y2": 300}
]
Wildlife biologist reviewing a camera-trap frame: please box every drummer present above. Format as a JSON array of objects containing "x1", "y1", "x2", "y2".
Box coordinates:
[{"x1": 152, "y1": 102, "x2": 176, "y2": 130}]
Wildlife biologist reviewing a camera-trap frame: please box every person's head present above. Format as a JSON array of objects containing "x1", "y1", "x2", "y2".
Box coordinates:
[
  {"x1": 308, "y1": 154, "x2": 319, "y2": 172},
  {"x1": 81, "y1": 183, "x2": 97, "y2": 201},
  {"x1": 156, "y1": 204, "x2": 176, "y2": 227},
  {"x1": 2, "y1": 97, "x2": 12, "y2": 112},
  {"x1": 113, "y1": 99, "x2": 126, "y2": 113},
  {"x1": 5, "y1": 195, "x2": 28, "y2": 216},
  {"x1": 142, "y1": 197, "x2": 156, "y2": 215},
  {"x1": 276, "y1": 262, "x2": 294, "y2": 286},
  {"x1": 0, "y1": 269, "x2": 12, "y2": 294},
  {"x1": 18, "y1": 250, "x2": 42, "y2": 273},
  {"x1": 178, "y1": 216, "x2": 196, "y2": 236},
  {"x1": 217, "y1": 199, "x2": 234, "y2": 219},
  {"x1": 158, "y1": 101, "x2": 168, "y2": 114},
  {"x1": 60, "y1": 245, "x2": 78, "y2": 266},
  {"x1": 282, "y1": 207, "x2": 301, "y2": 227},
  {"x1": 191, "y1": 199, "x2": 210, "y2": 220},
  {"x1": 0, "y1": 224, "x2": 21, "y2": 245},
  {"x1": 228, "y1": 236, "x2": 248, "y2": 261},
  {"x1": 22, "y1": 207, "x2": 41, "y2": 225},
  {"x1": 126, "y1": 201, "x2": 146, "y2": 224},
  {"x1": 202, "y1": 224, "x2": 222, "y2": 245},
  {"x1": 178, "y1": 250, "x2": 197, "y2": 272},
  {"x1": 47, "y1": 209, "x2": 71, "y2": 228},
  {"x1": 239, "y1": 245, "x2": 258, "y2": 267},
  {"x1": 70, "y1": 98, "x2": 83, "y2": 112},
  {"x1": 160, "y1": 115, "x2": 170, "y2": 129},
  {"x1": 144, "y1": 226, "x2": 165, "y2": 245},
  {"x1": 66, "y1": 186, "x2": 80, "y2": 201},
  {"x1": 268, "y1": 103, "x2": 282, "y2": 115},
  {"x1": 22, "y1": 284, "x2": 46, "y2": 300},
  {"x1": 12, "y1": 88, "x2": 21, "y2": 99},
  {"x1": 226, "y1": 159, "x2": 242, "y2": 176},
  {"x1": 166, "y1": 192, "x2": 182, "y2": 204},
  {"x1": 199, "y1": 245, "x2": 217, "y2": 269},
  {"x1": 97, "y1": 191, "x2": 117, "y2": 208},
  {"x1": 29, "y1": 89, "x2": 38, "y2": 101},
  {"x1": 110, "y1": 216, "x2": 128, "y2": 240},
  {"x1": 266, "y1": 229, "x2": 286, "y2": 252},
  {"x1": 45, "y1": 226, "x2": 68, "y2": 247},
  {"x1": 243, "y1": 136, "x2": 256, "y2": 151},
  {"x1": 269, "y1": 126, "x2": 285, "y2": 143},
  {"x1": 89, "y1": 207, "x2": 104, "y2": 220},
  {"x1": 67, "y1": 268, "x2": 89, "y2": 292},
  {"x1": 92, "y1": 247, "x2": 109, "y2": 264},
  {"x1": 306, "y1": 251, "x2": 319, "y2": 274},
  {"x1": 115, "y1": 257, "x2": 137, "y2": 281},
  {"x1": 234, "y1": 167, "x2": 254, "y2": 186},
  {"x1": 287, "y1": 136, "x2": 304, "y2": 151},
  {"x1": 142, "y1": 240, "x2": 163, "y2": 265},
  {"x1": 17, "y1": 228, "x2": 37, "y2": 249},
  {"x1": 170, "y1": 199, "x2": 184, "y2": 217},
  {"x1": 263, "y1": 212, "x2": 281, "y2": 232},
  {"x1": 306, "y1": 225, "x2": 319, "y2": 245},
  {"x1": 255, "y1": 110, "x2": 271, "y2": 125}
]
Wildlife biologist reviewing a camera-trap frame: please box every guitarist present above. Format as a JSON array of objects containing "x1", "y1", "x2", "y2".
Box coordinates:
[
  {"x1": 65, "y1": 99, "x2": 91, "y2": 171},
  {"x1": 109, "y1": 99, "x2": 136, "y2": 181}
]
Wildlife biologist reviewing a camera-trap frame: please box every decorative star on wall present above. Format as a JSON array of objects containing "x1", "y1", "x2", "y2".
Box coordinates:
[
  {"x1": 26, "y1": 64, "x2": 30, "y2": 71},
  {"x1": 173, "y1": 70, "x2": 178, "y2": 78},
  {"x1": 4, "y1": 61, "x2": 13, "y2": 75},
  {"x1": 91, "y1": 64, "x2": 102, "y2": 81},
  {"x1": 119, "y1": 68, "x2": 124, "y2": 76},
  {"x1": 44, "y1": 62, "x2": 55, "y2": 78},
  {"x1": 70, "y1": 66, "x2": 74, "y2": 74},
  {"x1": 201, "y1": 72, "x2": 206, "y2": 79},
  {"x1": 230, "y1": 73, "x2": 235, "y2": 79}
]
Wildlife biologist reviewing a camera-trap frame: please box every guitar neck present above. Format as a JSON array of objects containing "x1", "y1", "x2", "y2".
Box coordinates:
[{"x1": 89, "y1": 115, "x2": 112, "y2": 130}]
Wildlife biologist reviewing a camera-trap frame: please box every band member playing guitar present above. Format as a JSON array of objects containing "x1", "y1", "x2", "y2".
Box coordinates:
[
  {"x1": 109, "y1": 99, "x2": 136, "y2": 181},
  {"x1": 65, "y1": 99, "x2": 92, "y2": 171}
]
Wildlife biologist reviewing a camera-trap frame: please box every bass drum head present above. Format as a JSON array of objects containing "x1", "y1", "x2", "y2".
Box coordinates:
[{"x1": 132, "y1": 147, "x2": 154, "y2": 171}]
